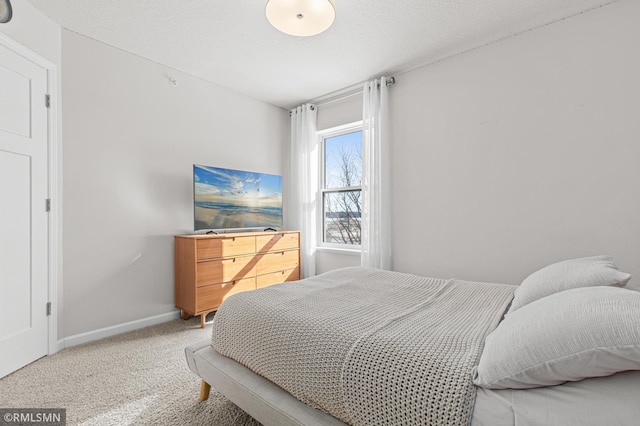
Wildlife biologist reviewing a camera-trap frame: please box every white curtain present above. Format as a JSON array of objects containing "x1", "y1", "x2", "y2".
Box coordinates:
[
  {"x1": 361, "y1": 77, "x2": 391, "y2": 270},
  {"x1": 290, "y1": 104, "x2": 318, "y2": 278}
]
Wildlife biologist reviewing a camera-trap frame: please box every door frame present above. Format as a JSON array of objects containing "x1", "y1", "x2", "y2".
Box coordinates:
[{"x1": 0, "y1": 32, "x2": 61, "y2": 355}]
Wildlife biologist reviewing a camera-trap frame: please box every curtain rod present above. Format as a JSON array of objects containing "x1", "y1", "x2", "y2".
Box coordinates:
[
  {"x1": 313, "y1": 76, "x2": 396, "y2": 108},
  {"x1": 289, "y1": 77, "x2": 395, "y2": 114}
]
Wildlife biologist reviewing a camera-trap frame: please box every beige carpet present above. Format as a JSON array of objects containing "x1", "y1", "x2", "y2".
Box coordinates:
[{"x1": 0, "y1": 317, "x2": 261, "y2": 425}]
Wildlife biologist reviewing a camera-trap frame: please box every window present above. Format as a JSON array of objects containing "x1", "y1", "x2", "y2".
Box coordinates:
[{"x1": 318, "y1": 122, "x2": 363, "y2": 248}]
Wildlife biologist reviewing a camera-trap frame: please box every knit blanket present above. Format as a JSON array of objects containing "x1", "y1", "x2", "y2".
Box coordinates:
[{"x1": 211, "y1": 267, "x2": 514, "y2": 426}]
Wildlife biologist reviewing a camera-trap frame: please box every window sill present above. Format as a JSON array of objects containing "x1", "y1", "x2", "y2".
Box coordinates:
[{"x1": 316, "y1": 246, "x2": 362, "y2": 256}]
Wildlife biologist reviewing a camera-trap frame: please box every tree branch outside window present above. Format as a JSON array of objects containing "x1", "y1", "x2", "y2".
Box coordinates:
[{"x1": 321, "y1": 128, "x2": 362, "y2": 246}]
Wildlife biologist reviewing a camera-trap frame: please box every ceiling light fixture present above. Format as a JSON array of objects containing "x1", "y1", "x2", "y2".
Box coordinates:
[
  {"x1": 265, "y1": 0, "x2": 336, "y2": 37},
  {"x1": 0, "y1": 0, "x2": 13, "y2": 24}
]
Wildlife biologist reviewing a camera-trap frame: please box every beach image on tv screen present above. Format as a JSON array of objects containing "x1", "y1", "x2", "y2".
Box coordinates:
[{"x1": 194, "y1": 165, "x2": 283, "y2": 230}]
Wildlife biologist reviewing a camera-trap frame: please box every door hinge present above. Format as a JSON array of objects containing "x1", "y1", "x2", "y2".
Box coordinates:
[
  {"x1": 45, "y1": 199, "x2": 51, "y2": 212},
  {"x1": 46, "y1": 302, "x2": 52, "y2": 316},
  {"x1": 45, "y1": 94, "x2": 51, "y2": 108}
]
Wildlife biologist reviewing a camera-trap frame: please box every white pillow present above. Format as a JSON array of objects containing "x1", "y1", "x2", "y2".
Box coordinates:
[
  {"x1": 508, "y1": 255, "x2": 630, "y2": 313},
  {"x1": 472, "y1": 286, "x2": 640, "y2": 389}
]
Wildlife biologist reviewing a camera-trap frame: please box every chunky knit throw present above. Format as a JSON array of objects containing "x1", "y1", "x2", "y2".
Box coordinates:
[{"x1": 212, "y1": 267, "x2": 514, "y2": 426}]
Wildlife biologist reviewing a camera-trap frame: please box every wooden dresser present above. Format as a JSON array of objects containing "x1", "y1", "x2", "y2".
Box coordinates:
[{"x1": 174, "y1": 230, "x2": 301, "y2": 327}]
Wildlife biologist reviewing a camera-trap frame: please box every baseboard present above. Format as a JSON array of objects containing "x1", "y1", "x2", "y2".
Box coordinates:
[{"x1": 58, "y1": 311, "x2": 182, "y2": 349}]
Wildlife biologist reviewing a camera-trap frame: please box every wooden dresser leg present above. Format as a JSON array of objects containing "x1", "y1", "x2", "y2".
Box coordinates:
[
  {"x1": 181, "y1": 310, "x2": 190, "y2": 321},
  {"x1": 200, "y1": 313, "x2": 206, "y2": 328},
  {"x1": 200, "y1": 380, "x2": 211, "y2": 401}
]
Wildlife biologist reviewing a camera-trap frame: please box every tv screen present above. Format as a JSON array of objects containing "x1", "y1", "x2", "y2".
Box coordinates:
[{"x1": 193, "y1": 165, "x2": 283, "y2": 231}]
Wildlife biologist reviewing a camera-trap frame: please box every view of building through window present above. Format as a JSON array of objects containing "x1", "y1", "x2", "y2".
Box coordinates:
[{"x1": 322, "y1": 129, "x2": 362, "y2": 245}]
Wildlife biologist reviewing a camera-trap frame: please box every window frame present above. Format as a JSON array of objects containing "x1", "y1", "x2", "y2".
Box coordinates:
[{"x1": 316, "y1": 120, "x2": 363, "y2": 252}]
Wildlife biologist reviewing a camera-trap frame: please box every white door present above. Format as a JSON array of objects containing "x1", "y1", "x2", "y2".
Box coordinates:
[{"x1": 0, "y1": 41, "x2": 49, "y2": 378}]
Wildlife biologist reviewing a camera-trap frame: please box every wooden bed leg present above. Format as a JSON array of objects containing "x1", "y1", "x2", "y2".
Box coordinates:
[
  {"x1": 199, "y1": 380, "x2": 211, "y2": 401},
  {"x1": 200, "y1": 313, "x2": 206, "y2": 328}
]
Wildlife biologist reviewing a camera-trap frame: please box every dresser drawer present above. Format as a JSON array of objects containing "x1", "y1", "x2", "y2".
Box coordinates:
[
  {"x1": 256, "y1": 250, "x2": 299, "y2": 275},
  {"x1": 196, "y1": 255, "x2": 257, "y2": 286},
  {"x1": 256, "y1": 232, "x2": 299, "y2": 253},
  {"x1": 257, "y1": 267, "x2": 301, "y2": 288},
  {"x1": 195, "y1": 277, "x2": 256, "y2": 312},
  {"x1": 196, "y1": 236, "x2": 255, "y2": 260}
]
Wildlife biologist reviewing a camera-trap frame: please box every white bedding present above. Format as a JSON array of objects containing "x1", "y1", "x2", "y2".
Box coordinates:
[{"x1": 185, "y1": 265, "x2": 640, "y2": 426}]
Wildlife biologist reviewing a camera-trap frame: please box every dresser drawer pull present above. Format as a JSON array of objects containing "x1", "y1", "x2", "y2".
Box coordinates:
[{"x1": 222, "y1": 258, "x2": 237, "y2": 264}]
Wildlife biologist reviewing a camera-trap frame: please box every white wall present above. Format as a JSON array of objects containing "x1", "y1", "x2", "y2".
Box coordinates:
[
  {"x1": 316, "y1": 94, "x2": 363, "y2": 130},
  {"x1": 316, "y1": 1, "x2": 640, "y2": 288},
  {"x1": 62, "y1": 31, "x2": 288, "y2": 338},
  {"x1": 390, "y1": 0, "x2": 640, "y2": 287}
]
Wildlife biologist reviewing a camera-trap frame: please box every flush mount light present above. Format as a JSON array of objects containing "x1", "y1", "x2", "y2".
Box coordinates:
[
  {"x1": 0, "y1": 0, "x2": 12, "y2": 24},
  {"x1": 266, "y1": 0, "x2": 336, "y2": 37}
]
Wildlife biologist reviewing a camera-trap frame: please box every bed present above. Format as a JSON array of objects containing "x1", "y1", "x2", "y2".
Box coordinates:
[{"x1": 185, "y1": 257, "x2": 640, "y2": 425}]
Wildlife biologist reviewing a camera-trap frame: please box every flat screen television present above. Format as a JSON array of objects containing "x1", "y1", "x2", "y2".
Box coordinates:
[{"x1": 193, "y1": 164, "x2": 283, "y2": 231}]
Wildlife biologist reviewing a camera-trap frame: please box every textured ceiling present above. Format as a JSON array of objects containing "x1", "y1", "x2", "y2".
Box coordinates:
[{"x1": 26, "y1": 0, "x2": 617, "y2": 109}]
